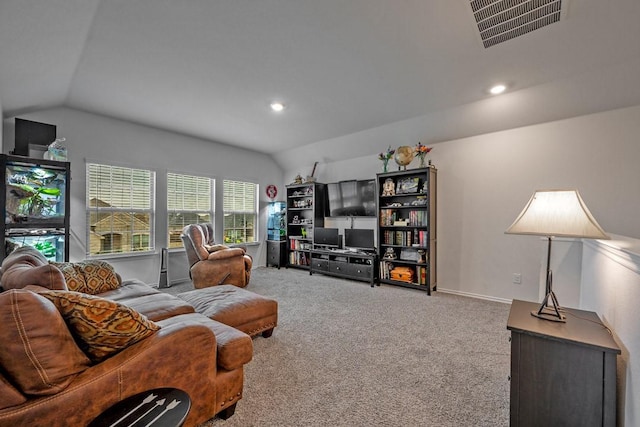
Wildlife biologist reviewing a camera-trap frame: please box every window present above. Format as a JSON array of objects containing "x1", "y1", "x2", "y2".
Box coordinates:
[
  {"x1": 167, "y1": 172, "x2": 214, "y2": 248},
  {"x1": 223, "y1": 180, "x2": 257, "y2": 244},
  {"x1": 87, "y1": 164, "x2": 155, "y2": 256}
]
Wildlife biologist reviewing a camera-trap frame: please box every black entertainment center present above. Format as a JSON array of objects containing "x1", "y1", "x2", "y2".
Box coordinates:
[
  {"x1": 309, "y1": 227, "x2": 378, "y2": 286},
  {"x1": 309, "y1": 248, "x2": 378, "y2": 287}
]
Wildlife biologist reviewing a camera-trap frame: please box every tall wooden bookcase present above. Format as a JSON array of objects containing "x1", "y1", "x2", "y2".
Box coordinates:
[
  {"x1": 376, "y1": 166, "x2": 437, "y2": 294},
  {"x1": 286, "y1": 182, "x2": 326, "y2": 269}
]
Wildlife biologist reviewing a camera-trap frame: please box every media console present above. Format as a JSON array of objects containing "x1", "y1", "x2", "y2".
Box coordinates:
[{"x1": 309, "y1": 248, "x2": 378, "y2": 287}]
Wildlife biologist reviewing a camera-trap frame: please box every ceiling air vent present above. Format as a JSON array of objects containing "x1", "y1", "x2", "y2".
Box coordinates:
[{"x1": 470, "y1": 0, "x2": 563, "y2": 48}]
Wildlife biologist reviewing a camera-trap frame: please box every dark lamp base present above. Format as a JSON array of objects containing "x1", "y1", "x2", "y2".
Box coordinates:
[
  {"x1": 531, "y1": 308, "x2": 566, "y2": 322},
  {"x1": 530, "y1": 290, "x2": 566, "y2": 322}
]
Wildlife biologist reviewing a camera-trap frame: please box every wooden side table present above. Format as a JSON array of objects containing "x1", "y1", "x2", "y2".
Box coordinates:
[
  {"x1": 88, "y1": 388, "x2": 191, "y2": 427},
  {"x1": 507, "y1": 300, "x2": 621, "y2": 427}
]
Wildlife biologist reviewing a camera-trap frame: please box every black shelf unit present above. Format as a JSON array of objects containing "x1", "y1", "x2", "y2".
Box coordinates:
[
  {"x1": 376, "y1": 166, "x2": 437, "y2": 294},
  {"x1": 286, "y1": 182, "x2": 326, "y2": 269},
  {"x1": 1, "y1": 154, "x2": 71, "y2": 262},
  {"x1": 309, "y1": 248, "x2": 378, "y2": 287}
]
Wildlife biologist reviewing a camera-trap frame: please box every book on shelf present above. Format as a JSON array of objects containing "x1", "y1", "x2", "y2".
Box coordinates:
[
  {"x1": 289, "y1": 238, "x2": 311, "y2": 251},
  {"x1": 380, "y1": 209, "x2": 428, "y2": 227},
  {"x1": 416, "y1": 265, "x2": 427, "y2": 285},
  {"x1": 289, "y1": 250, "x2": 310, "y2": 266},
  {"x1": 379, "y1": 260, "x2": 392, "y2": 280}
]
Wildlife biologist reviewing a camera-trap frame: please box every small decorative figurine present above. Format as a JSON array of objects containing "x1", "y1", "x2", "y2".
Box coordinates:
[
  {"x1": 293, "y1": 174, "x2": 304, "y2": 185},
  {"x1": 383, "y1": 247, "x2": 397, "y2": 259},
  {"x1": 417, "y1": 249, "x2": 426, "y2": 263},
  {"x1": 382, "y1": 178, "x2": 395, "y2": 196}
]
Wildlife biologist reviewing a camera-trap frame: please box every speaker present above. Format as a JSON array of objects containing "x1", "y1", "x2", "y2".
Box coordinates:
[
  {"x1": 158, "y1": 247, "x2": 170, "y2": 288},
  {"x1": 14, "y1": 118, "x2": 56, "y2": 156}
]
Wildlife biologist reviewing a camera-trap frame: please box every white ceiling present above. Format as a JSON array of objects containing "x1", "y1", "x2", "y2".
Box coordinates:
[{"x1": 2, "y1": 0, "x2": 640, "y2": 159}]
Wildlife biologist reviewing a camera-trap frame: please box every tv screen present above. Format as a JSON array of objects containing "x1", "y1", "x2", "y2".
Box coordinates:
[
  {"x1": 314, "y1": 227, "x2": 340, "y2": 247},
  {"x1": 344, "y1": 228, "x2": 375, "y2": 251},
  {"x1": 327, "y1": 179, "x2": 376, "y2": 217}
]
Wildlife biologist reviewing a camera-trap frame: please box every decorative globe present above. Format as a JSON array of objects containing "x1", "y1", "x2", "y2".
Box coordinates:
[{"x1": 394, "y1": 145, "x2": 414, "y2": 169}]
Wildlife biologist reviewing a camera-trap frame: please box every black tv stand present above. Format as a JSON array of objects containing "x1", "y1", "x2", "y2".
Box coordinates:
[{"x1": 309, "y1": 247, "x2": 378, "y2": 287}]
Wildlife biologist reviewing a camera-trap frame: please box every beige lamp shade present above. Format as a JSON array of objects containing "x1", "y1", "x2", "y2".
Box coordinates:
[{"x1": 505, "y1": 189, "x2": 609, "y2": 239}]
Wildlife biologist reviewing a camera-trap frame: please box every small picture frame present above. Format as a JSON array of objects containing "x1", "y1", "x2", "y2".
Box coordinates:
[
  {"x1": 396, "y1": 177, "x2": 419, "y2": 194},
  {"x1": 400, "y1": 248, "x2": 420, "y2": 261}
]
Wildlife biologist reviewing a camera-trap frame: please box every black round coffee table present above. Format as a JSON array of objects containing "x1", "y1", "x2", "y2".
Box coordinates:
[{"x1": 88, "y1": 388, "x2": 191, "y2": 427}]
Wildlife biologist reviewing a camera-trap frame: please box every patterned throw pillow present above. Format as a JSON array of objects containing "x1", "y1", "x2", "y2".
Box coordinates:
[
  {"x1": 52, "y1": 262, "x2": 86, "y2": 290},
  {"x1": 40, "y1": 290, "x2": 160, "y2": 362},
  {"x1": 52, "y1": 260, "x2": 120, "y2": 294}
]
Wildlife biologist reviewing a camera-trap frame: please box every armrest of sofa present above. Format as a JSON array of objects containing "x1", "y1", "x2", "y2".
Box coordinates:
[
  {"x1": 207, "y1": 247, "x2": 246, "y2": 261},
  {"x1": 0, "y1": 313, "x2": 228, "y2": 427}
]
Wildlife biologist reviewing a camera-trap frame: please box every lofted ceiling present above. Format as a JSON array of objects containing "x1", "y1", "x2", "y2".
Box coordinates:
[{"x1": 1, "y1": 0, "x2": 640, "y2": 161}]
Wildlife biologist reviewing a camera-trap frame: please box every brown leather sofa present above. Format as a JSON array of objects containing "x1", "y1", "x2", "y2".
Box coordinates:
[
  {"x1": 181, "y1": 223, "x2": 253, "y2": 288},
  {"x1": 0, "y1": 247, "x2": 253, "y2": 427}
]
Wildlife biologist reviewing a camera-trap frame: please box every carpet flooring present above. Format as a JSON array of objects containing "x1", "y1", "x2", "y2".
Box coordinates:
[{"x1": 163, "y1": 267, "x2": 511, "y2": 427}]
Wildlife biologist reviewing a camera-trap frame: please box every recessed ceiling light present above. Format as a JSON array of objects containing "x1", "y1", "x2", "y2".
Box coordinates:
[
  {"x1": 270, "y1": 102, "x2": 285, "y2": 112},
  {"x1": 489, "y1": 84, "x2": 507, "y2": 95}
]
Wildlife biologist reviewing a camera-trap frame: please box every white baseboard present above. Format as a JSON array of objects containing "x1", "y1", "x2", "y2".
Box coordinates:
[{"x1": 437, "y1": 287, "x2": 511, "y2": 304}]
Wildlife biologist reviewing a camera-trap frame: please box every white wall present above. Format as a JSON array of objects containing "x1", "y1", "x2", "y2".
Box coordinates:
[
  {"x1": 285, "y1": 104, "x2": 640, "y2": 304},
  {"x1": 3, "y1": 107, "x2": 284, "y2": 284},
  {"x1": 581, "y1": 235, "x2": 640, "y2": 426}
]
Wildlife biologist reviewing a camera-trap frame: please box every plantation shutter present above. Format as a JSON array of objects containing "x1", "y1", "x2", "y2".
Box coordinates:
[
  {"x1": 223, "y1": 180, "x2": 256, "y2": 214},
  {"x1": 88, "y1": 164, "x2": 152, "y2": 209},
  {"x1": 167, "y1": 173, "x2": 211, "y2": 211},
  {"x1": 86, "y1": 163, "x2": 155, "y2": 256}
]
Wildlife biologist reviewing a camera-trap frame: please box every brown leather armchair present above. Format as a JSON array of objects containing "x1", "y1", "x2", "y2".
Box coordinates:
[{"x1": 181, "y1": 223, "x2": 252, "y2": 288}]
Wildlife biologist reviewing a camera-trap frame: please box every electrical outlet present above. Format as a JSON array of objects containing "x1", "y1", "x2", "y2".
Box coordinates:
[{"x1": 512, "y1": 273, "x2": 522, "y2": 284}]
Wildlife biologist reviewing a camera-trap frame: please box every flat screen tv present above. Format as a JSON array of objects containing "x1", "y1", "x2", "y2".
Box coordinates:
[
  {"x1": 313, "y1": 227, "x2": 340, "y2": 247},
  {"x1": 344, "y1": 228, "x2": 375, "y2": 251},
  {"x1": 327, "y1": 179, "x2": 376, "y2": 217}
]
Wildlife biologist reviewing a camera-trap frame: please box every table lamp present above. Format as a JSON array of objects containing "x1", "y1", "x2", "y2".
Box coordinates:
[{"x1": 505, "y1": 189, "x2": 609, "y2": 322}]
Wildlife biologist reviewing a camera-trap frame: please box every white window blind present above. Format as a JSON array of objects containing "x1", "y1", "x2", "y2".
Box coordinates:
[
  {"x1": 223, "y1": 180, "x2": 257, "y2": 244},
  {"x1": 86, "y1": 163, "x2": 155, "y2": 256},
  {"x1": 167, "y1": 172, "x2": 214, "y2": 248}
]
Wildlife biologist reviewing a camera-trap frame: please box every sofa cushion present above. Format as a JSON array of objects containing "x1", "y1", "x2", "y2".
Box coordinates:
[
  {"x1": 40, "y1": 290, "x2": 160, "y2": 363},
  {"x1": 0, "y1": 290, "x2": 91, "y2": 396},
  {"x1": 113, "y1": 293, "x2": 196, "y2": 322},
  {"x1": 157, "y1": 314, "x2": 252, "y2": 371},
  {"x1": 51, "y1": 260, "x2": 120, "y2": 294},
  {"x1": 100, "y1": 280, "x2": 196, "y2": 322},
  {"x1": 99, "y1": 279, "x2": 161, "y2": 301}
]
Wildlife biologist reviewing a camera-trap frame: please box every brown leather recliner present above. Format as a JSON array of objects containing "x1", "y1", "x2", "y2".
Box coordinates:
[{"x1": 181, "y1": 223, "x2": 252, "y2": 288}]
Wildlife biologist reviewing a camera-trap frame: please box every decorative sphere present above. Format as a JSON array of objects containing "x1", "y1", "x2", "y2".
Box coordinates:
[{"x1": 394, "y1": 146, "x2": 414, "y2": 167}]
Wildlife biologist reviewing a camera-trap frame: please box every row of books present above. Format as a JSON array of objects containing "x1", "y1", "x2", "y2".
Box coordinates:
[
  {"x1": 379, "y1": 261, "x2": 428, "y2": 285},
  {"x1": 289, "y1": 251, "x2": 310, "y2": 266},
  {"x1": 381, "y1": 230, "x2": 428, "y2": 246},
  {"x1": 289, "y1": 238, "x2": 312, "y2": 251},
  {"x1": 379, "y1": 209, "x2": 428, "y2": 227}
]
